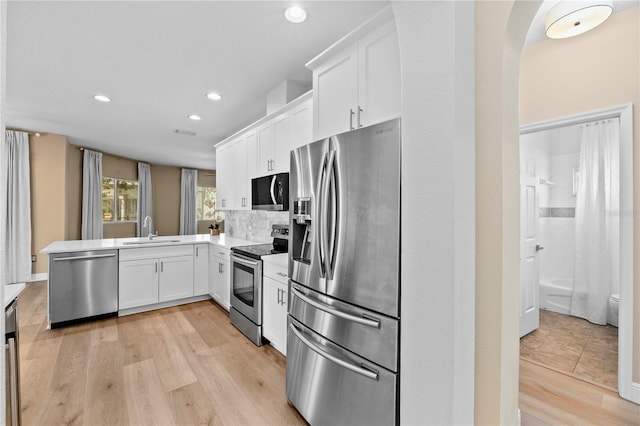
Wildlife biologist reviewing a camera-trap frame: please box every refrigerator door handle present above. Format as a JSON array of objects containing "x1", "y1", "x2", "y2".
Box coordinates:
[
  {"x1": 317, "y1": 151, "x2": 329, "y2": 278},
  {"x1": 320, "y1": 150, "x2": 336, "y2": 279},
  {"x1": 291, "y1": 286, "x2": 381, "y2": 329},
  {"x1": 327, "y1": 149, "x2": 338, "y2": 280},
  {"x1": 289, "y1": 322, "x2": 379, "y2": 381}
]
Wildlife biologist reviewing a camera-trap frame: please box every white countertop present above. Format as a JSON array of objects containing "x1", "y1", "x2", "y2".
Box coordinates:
[
  {"x1": 262, "y1": 252, "x2": 288, "y2": 268},
  {"x1": 41, "y1": 234, "x2": 260, "y2": 254},
  {"x1": 5, "y1": 283, "x2": 25, "y2": 308}
]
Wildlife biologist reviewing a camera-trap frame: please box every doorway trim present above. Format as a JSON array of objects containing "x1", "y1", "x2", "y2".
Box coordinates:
[{"x1": 520, "y1": 103, "x2": 637, "y2": 403}]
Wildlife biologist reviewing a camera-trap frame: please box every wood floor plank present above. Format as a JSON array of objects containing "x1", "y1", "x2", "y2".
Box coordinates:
[
  {"x1": 90, "y1": 316, "x2": 119, "y2": 346},
  {"x1": 519, "y1": 359, "x2": 640, "y2": 425},
  {"x1": 83, "y1": 340, "x2": 128, "y2": 425},
  {"x1": 168, "y1": 381, "x2": 223, "y2": 425},
  {"x1": 122, "y1": 358, "x2": 176, "y2": 425}
]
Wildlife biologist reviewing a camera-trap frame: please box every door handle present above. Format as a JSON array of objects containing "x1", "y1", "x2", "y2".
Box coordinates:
[
  {"x1": 536, "y1": 244, "x2": 545, "y2": 252},
  {"x1": 357, "y1": 106, "x2": 363, "y2": 128},
  {"x1": 349, "y1": 109, "x2": 355, "y2": 130},
  {"x1": 155, "y1": 262, "x2": 158, "y2": 273},
  {"x1": 291, "y1": 286, "x2": 380, "y2": 329},
  {"x1": 289, "y1": 322, "x2": 379, "y2": 381}
]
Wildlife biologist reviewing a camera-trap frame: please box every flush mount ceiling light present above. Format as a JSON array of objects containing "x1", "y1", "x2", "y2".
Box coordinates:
[
  {"x1": 206, "y1": 92, "x2": 222, "y2": 101},
  {"x1": 545, "y1": 0, "x2": 613, "y2": 39},
  {"x1": 93, "y1": 94, "x2": 111, "y2": 102},
  {"x1": 188, "y1": 114, "x2": 202, "y2": 121},
  {"x1": 284, "y1": 6, "x2": 307, "y2": 24}
]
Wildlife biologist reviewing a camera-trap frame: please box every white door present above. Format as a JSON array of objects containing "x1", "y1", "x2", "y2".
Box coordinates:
[
  {"x1": 119, "y1": 258, "x2": 159, "y2": 309},
  {"x1": 520, "y1": 157, "x2": 540, "y2": 337},
  {"x1": 193, "y1": 244, "x2": 209, "y2": 296},
  {"x1": 158, "y1": 255, "x2": 194, "y2": 302}
]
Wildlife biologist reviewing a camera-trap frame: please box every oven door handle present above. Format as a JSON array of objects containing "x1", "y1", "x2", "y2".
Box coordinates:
[{"x1": 231, "y1": 255, "x2": 260, "y2": 268}]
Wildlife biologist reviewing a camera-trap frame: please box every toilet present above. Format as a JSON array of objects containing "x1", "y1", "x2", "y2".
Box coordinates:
[{"x1": 608, "y1": 294, "x2": 620, "y2": 327}]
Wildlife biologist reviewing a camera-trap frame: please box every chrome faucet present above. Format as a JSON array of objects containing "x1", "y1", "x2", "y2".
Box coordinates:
[{"x1": 143, "y1": 216, "x2": 154, "y2": 240}]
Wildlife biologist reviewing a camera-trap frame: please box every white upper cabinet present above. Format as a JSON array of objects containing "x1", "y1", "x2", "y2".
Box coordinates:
[
  {"x1": 216, "y1": 131, "x2": 253, "y2": 210},
  {"x1": 307, "y1": 7, "x2": 400, "y2": 140},
  {"x1": 215, "y1": 92, "x2": 312, "y2": 209}
]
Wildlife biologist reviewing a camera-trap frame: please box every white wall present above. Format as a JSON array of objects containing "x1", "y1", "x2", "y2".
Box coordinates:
[{"x1": 392, "y1": 2, "x2": 475, "y2": 424}]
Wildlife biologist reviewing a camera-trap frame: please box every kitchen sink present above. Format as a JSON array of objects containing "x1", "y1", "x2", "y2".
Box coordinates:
[{"x1": 121, "y1": 239, "x2": 181, "y2": 245}]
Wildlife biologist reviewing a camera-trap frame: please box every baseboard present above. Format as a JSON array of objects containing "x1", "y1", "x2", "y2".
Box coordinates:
[
  {"x1": 28, "y1": 273, "x2": 47, "y2": 282},
  {"x1": 629, "y1": 381, "x2": 640, "y2": 404}
]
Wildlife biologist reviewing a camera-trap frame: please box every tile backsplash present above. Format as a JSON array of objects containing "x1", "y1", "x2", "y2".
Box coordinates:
[{"x1": 224, "y1": 210, "x2": 288, "y2": 242}]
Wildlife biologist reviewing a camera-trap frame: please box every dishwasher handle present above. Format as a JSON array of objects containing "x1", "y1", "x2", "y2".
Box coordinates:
[{"x1": 53, "y1": 253, "x2": 116, "y2": 262}]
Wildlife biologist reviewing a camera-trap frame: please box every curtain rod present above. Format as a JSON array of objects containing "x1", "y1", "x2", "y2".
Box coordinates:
[{"x1": 6, "y1": 128, "x2": 45, "y2": 137}]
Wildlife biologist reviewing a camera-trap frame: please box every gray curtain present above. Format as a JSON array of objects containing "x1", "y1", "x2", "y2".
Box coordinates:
[
  {"x1": 136, "y1": 162, "x2": 152, "y2": 237},
  {"x1": 2, "y1": 130, "x2": 32, "y2": 284},
  {"x1": 81, "y1": 149, "x2": 103, "y2": 240},
  {"x1": 179, "y1": 168, "x2": 197, "y2": 235}
]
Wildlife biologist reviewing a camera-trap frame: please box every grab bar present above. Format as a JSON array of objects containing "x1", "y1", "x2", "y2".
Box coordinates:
[
  {"x1": 289, "y1": 322, "x2": 379, "y2": 381},
  {"x1": 291, "y1": 286, "x2": 380, "y2": 329}
]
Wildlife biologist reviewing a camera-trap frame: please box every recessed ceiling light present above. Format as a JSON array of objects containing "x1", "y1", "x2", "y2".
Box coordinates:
[
  {"x1": 285, "y1": 6, "x2": 307, "y2": 24},
  {"x1": 188, "y1": 114, "x2": 202, "y2": 121},
  {"x1": 94, "y1": 94, "x2": 111, "y2": 102},
  {"x1": 206, "y1": 92, "x2": 222, "y2": 101}
]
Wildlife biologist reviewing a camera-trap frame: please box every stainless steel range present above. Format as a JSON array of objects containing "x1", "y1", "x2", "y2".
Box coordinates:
[{"x1": 229, "y1": 224, "x2": 288, "y2": 345}]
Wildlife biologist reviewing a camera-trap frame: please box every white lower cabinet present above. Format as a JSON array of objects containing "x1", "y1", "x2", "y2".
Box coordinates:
[
  {"x1": 158, "y1": 255, "x2": 194, "y2": 302},
  {"x1": 209, "y1": 246, "x2": 230, "y2": 310},
  {"x1": 262, "y1": 255, "x2": 289, "y2": 355},
  {"x1": 119, "y1": 258, "x2": 159, "y2": 309},
  {"x1": 119, "y1": 245, "x2": 194, "y2": 310},
  {"x1": 193, "y1": 244, "x2": 209, "y2": 296}
]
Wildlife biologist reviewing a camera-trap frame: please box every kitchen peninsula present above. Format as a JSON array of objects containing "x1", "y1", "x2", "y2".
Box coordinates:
[{"x1": 41, "y1": 234, "x2": 256, "y2": 325}]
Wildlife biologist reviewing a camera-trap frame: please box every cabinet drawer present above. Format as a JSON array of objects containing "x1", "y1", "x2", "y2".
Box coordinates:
[
  {"x1": 264, "y1": 257, "x2": 288, "y2": 282},
  {"x1": 119, "y1": 245, "x2": 193, "y2": 261},
  {"x1": 210, "y1": 245, "x2": 230, "y2": 260}
]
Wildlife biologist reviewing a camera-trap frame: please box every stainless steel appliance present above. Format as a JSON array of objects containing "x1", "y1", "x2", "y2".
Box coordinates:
[
  {"x1": 251, "y1": 173, "x2": 289, "y2": 211},
  {"x1": 287, "y1": 118, "x2": 401, "y2": 425},
  {"x1": 48, "y1": 250, "x2": 118, "y2": 327},
  {"x1": 230, "y1": 225, "x2": 289, "y2": 345},
  {"x1": 5, "y1": 299, "x2": 21, "y2": 426}
]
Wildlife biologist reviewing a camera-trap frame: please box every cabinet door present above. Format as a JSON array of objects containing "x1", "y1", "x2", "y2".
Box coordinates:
[
  {"x1": 357, "y1": 22, "x2": 401, "y2": 128},
  {"x1": 313, "y1": 47, "x2": 358, "y2": 140},
  {"x1": 210, "y1": 256, "x2": 230, "y2": 310},
  {"x1": 119, "y1": 258, "x2": 158, "y2": 309},
  {"x1": 246, "y1": 129, "x2": 258, "y2": 180},
  {"x1": 158, "y1": 255, "x2": 194, "y2": 302},
  {"x1": 230, "y1": 137, "x2": 249, "y2": 210},
  {"x1": 289, "y1": 98, "x2": 313, "y2": 150},
  {"x1": 272, "y1": 113, "x2": 290, "y2": 174},
  {"x1": 257, "y1": 122, "x2": 273, "y2": 176},
  {"x1": 216, "y1": 144, "x2": 231, "y2": 210},
  {"x1": 193, "y1": 244, "x2": 209, "y2": 296},
  {"x1": 262, "y1": 276, "x2": 287, "y2": 355}
]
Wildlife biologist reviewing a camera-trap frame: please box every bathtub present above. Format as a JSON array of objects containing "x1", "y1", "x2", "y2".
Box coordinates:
[
  {"x1": 539, "y1": 278, "x2": 573, "y2": 315},
  {"x1": 539, "y1": 279, "x2": 620, "y2": 326}
]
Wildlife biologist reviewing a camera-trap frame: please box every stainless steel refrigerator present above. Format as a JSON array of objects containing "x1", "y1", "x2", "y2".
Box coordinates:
[{"x1": 287, "y1": 118, "x2": 400, "y2": 425}]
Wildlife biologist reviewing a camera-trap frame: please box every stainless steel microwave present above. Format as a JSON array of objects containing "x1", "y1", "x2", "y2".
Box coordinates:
[{"x1": 251, "y1": 173, "x2": 289, "y2": 211}]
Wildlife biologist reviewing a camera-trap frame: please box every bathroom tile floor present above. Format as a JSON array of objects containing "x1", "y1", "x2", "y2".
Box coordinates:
[{"x1": 520, "y1": 310, "x2": 618, "y2": 390}]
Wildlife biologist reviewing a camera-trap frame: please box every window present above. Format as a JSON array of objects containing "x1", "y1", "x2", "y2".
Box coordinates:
[
  {"x1": 196, "y1": 186, "x2": 222, "y2": 221},
  {"x1": 102, "y1": 177, "x2": 139, "y2": 223}
]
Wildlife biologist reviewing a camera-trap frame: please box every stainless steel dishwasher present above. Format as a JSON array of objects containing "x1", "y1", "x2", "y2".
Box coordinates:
[{"x1": 48, "y1": 250, "x2": 118, "y2": 327}]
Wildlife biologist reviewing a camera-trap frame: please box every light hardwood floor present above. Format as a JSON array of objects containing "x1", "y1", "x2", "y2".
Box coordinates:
[
  {"x1": 16, "y1": 281, "x2": 640, "y2": 425},
  {"x1": 17, "y1": 281, "x2": 306, "y2": 425}
]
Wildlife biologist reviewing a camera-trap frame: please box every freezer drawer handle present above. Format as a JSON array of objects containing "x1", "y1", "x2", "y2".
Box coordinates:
[
  {"x1": 291, "y1": 287, "x2": 381, "y2": 329},
  {"x1": 289, "y1": 322, "x2": 379, "y2": 381},
  {"x1": 53, "y1": 253, "x2": 116, "y2": 261}
]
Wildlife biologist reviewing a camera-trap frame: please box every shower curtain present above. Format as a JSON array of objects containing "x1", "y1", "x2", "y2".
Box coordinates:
[{"x1": 571, "y1": 119, "x2": 620, "y2": 325}]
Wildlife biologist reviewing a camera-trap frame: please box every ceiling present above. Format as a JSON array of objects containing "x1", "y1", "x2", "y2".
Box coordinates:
[
  {"x1": 5, "y1": 1, "x2": 388, "y2": 170},
  {"x1": 7, "y1": 1, "x2": 638, "y2": 170}
]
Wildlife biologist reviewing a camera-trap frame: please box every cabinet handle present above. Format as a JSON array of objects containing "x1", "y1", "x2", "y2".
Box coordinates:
[
  {"x1": 349, "y1": 108, "x2": 355, "y2": 130},
  {"x1": 161, "y1": 261, "x2": 164, "y2": 272},
  {"x1": 357, "y1": 106, "x2": 363, "y2": 128},
  {"x1": 196, "y1": 247, "x2": 199, "y2": 257},
  {"x1": 277, "y1": 288, "x2": 282, "y2": 305},
  {"x1": 276, "y1": 272, "x2": 288, "y2": 278}
]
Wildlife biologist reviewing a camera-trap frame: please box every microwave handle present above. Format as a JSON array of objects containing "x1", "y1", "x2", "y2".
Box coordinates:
[{"x1": 270, "y1": 175, "x2": 277, "y2": 205}]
